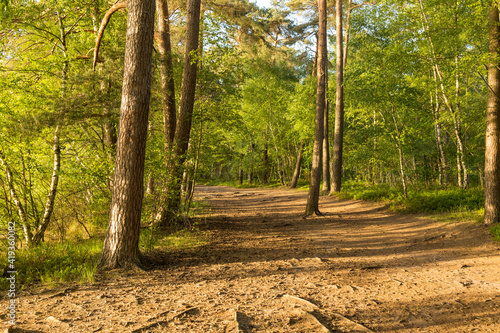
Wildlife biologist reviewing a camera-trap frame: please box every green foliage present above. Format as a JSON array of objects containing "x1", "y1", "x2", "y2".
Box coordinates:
[
  {"x1": 337, "y1": 181, "x2": 484, "y2": 214},
  {"x1": 491, "y1": 225, "x2": 500, "y2": 241},
  {"x1": 336, "y1": 182, "x2": 401, "y2": 202},
  {"x1": 401, "y1": 188, "x2": 484, "y2": 214},
  {"x1": 139, "y1": 227, "x2": 208, "y2": 253},
  {"x1": 0, "y1": 239, "x2": 102, "y2": 289}
]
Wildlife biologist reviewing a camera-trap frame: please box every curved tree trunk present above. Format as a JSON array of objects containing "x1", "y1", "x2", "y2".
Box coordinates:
[
  {"x1": 98, "y1": 0, "x2": 156, "y2": 270},
  {"x1": 305, "y1": 0, "x2": 326, "y2": 216},
  {"x1": 484, "y1": 1, "x2": 500, "y2": 226}
]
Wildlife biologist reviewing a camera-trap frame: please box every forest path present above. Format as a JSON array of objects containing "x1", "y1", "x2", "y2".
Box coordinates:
[{"x1": 8, "y1": 185, "x2": 500, "y2": 332}]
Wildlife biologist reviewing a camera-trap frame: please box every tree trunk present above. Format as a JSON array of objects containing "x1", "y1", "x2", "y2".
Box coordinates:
[
  {"x1": 184, "y1": 114, "x2": 204, "y2": 213},
  {"x1": 305, "y1": 0, "x2": 326, "y2": 216},
  {"x1": 156, "y1": 0, "x2": 177, "y2": 151},
  {"x1": 238, "y1": 154, "x2": 243, "y2": 185},
  {"x1": 343, "y1": 0, "x2": 353, "y2": 70},
  {"x1": 290, "y1": 139, "x2": 305, "y2": 188},
  {"x1": 153, "y1": 0, "x2": 177, "y2": 225},
  {"x1": 331, "y1": 0, "x2": 344, "y2": 193},
  {"x1": 322, "y1": 63, "x2": 330, "y2": 193},
  {"x1": 32, "y1": 125, "x2": 61, "y2": 245},
  {"x1": 98, "y1": 0, "x2": 156, "y2": 270},
  {"x1": 390, "y1": 107, "x2": 408, "y2": 198},
  {"x1": 263, "y1": 144, "x2": 270, "y2": 184},
  {"x1": 484, "y1": 1, "x2": 500, "y2": 226},
  {"x1": 163, "y1": 0, "x2": 202, "y2": 220},
  {"x1": 431, "y1": 71, "x2": 448, "y2": 186}
]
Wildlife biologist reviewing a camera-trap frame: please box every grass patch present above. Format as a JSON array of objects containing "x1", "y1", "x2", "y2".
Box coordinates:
[
  {"x1": 336, "y1": 182, "x2": 484, "y2": 214},
  {"x1": 429, "y1": 208, "x2": 484, "y2": 225},
  {"x1": 155, "y1": 229, "x2": 208, "y2": 249},
  {"x1": 140, "y1": 225, "x2": 208, "y2": 252},
  {"x1": 491, "y1": 224, "x2": 500, "y2": 241},
  {"x1": 0, "y1": 238, "x2": 102, "y2": 290},
  {"x1": 400, "y1": 188, "x2": 484, "y2": 214},
  {"x1": 335, "y1": 182, "x2": 402, "y2": 202}
]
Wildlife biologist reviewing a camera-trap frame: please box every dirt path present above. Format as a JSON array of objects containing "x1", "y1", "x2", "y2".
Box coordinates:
[{"x1": 4, "y1": 185, "x2": 500, "y2": 332}]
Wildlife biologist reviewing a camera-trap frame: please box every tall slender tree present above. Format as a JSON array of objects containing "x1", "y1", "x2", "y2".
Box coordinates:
[
  {"x1": 162, "y1": 0, "x2": 202, "y2": 225},
  {"x1": 305, "y1": 0, "x2": 327, "y2": 216},
  {"x1": 331, "y1": 0, "x2": 344, "y2": 193},
  {"x1": 484, "y1": 0, "x2": 500, "y2": 226},
  {"x1": 156, "y1": 0, "x2": 177, "y2": 152},
  {"x1": 98, "y1": 0, "x2": 156, "y2": 270}
]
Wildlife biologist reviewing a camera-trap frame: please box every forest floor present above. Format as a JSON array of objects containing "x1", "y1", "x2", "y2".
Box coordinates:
[{"x1": 3, "y1": 185, "x2": 500, "y2": 333}]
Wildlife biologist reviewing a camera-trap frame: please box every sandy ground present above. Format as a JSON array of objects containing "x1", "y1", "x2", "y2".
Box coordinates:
[{"x1": 2, "y1": 185, "x2": 500, "y2": 332}]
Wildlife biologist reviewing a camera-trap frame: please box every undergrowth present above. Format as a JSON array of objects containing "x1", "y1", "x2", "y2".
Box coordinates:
[
  {"x1": 0, "y1": 238, "x2": 102, "y2": 290},
  {"x1": 140, "y1": 227, "x2": 208, "y2": 252},
  {"x1": 336, "y1": 182, "x2": 484, "y2": 214},
  {"x1": 491, "y1": 225, "x2": 500, "y2": 241}
]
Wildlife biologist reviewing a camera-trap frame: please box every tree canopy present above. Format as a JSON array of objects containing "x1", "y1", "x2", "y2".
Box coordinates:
[{"x1": 0, "y1": 0, "x2": 498, "y2": 251}]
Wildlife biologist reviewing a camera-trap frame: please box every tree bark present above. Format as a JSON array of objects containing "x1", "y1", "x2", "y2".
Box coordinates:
[
  {"x1": 431, "y1": 68, "x2": 448, "y2": 186},
  {"x1": 484, "y1": 1, "x2": 500, "y2": 226},
  {"x1": 238, "y1": 154, "x2": 243, "y2": 185},
  {"x1": 154, "y1": 0, "x2": 180, "y2": 225},
  {"x1": 305, "y1": 0, "x2": 326, "y2": 216},
  {"x1": 290, "y1": 139, "x2": 305, "y2": 189},
  {"x1": 32, "y1": 124, "x2": 61, "y2": 245},
  {"x1": 331, "y1": 0, "x2": 344, "y2": 193},
  {"x1": 390, "y1": 106, "x2": 408, "y2": 198},
  {"x1": 98, "y1": 0, "x2": 156, "y2": 270},
  {"x1": 163, "y1": 0, "x2": 202, "y2": 221},
  {"x1": 322, "y1": 62, "x2": 330, "y2": 192},
  {"x1": 156, "y1": 0, "x2": 177, "y2": 151}
]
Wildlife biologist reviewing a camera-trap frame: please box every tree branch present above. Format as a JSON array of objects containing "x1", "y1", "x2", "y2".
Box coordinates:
[{"x1": 93, "y1": 2, "x2": 127, "y2": 71}]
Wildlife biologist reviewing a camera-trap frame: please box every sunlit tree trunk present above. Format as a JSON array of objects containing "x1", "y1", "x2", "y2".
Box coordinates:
[
  {"x1": 390, "y1": 106, "x2": 408, "y2": 198},
  {"x1": 163, "y1": 0, "x2": 202, "y2": 224},
  {"x1": 154, "y1": 0, "x2": 179, "y2": 225},
  {"x1": 156, "y1": 0, "x2": 177, "y2": 153},
  {"x1": 322, "y1": 68, "x2": 330, "y2": 192},
  {"x1": 98, "y1": 0, "x2": 156, "y2": 270},
  {"x1": 484, "y1": 1, "x2": 500, "y2": 226},
  {"x1": 305, "y1": 0, "x2": 326, "y2": 216},
  {"x1": 238, "y1": 154, "x2": 244, "y2": 185},
  {"x1": 431, "y1": 69, "x2": 448, "y2": 186},
  {"x1": 331, "y1": 0, "x2": 344, "y2": 193},
  {"x1": 290, "y1": 139, "x2": 305, "y2": 189}
]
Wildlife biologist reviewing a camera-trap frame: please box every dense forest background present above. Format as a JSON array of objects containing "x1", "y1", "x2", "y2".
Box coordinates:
[{"x1": 0, "y1": 0, "x2": 499, "y2": 282}]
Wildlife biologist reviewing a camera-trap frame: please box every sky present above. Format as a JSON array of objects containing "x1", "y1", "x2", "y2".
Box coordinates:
[{"x1": 254, "y1": 0, "x2": 272, "y2": 9}]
